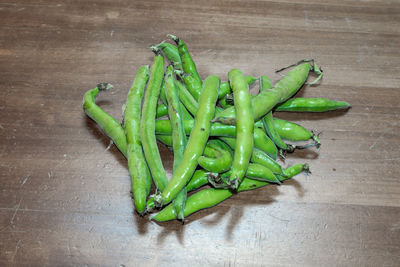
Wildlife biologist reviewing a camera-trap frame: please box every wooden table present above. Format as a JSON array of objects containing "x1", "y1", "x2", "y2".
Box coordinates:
[{"x1": 1, "y1": 0, "x2": 399, "y2": 266}]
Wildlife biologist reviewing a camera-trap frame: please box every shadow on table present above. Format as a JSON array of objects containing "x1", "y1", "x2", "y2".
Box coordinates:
[
  {"x1": 152, "y1": 179, "x2": 304, "y2": 244},
  {"x1": 84, "y1": 116, "x2": 127, "y2": 167}
]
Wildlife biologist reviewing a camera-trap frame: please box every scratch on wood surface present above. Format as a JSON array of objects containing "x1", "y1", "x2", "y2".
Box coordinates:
[
  {"x1": 11, "y1": 240, "x2": 21, "y2": 263},
  {"x1": 268, "y1": 213, "x2": 290, "y2": 223},
  {"x1": 0, "y1": 229, "x2": 25, "y2": 233},
  {"x1": 20, "y1": 175, "x2": 30, "y2": 187},
  {"x1": 369, "y1": 128, "x2": 391, "y2": 150},
  {"x1": 391, "y1": 222, "x2": 400, "y2": 232},
  {"x1": 10, "y1": 198, "x2": 22, "y2": 225},
  {"x1": 358, "y1": 222, "x2": 363, "y2": 249},
  {"x1": 383, "y1": 158, "x2": 400, "y2": 161}
]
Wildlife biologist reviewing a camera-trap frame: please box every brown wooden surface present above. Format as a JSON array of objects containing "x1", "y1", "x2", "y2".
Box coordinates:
[{"x1": 1, "y1": 0, "x2": 400, "y2": 266}]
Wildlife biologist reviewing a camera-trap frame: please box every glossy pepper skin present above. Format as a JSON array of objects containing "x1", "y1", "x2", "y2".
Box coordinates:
[{"x1": 154, "y1": 75, "x2": 220, "y2": 207}]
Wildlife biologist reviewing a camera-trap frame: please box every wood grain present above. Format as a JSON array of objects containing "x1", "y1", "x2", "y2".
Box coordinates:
[{"x1": 1, "y1": 0, "x2": 399, "y2": 266}]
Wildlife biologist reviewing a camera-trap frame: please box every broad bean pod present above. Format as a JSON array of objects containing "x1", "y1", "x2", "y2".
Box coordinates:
[
  {"x1": 174, "y1": 79, "x2": 199, "y2": 116},
  {"x1": 273, "y1": 118, "x2": 319, "y2": 144},
  {"x1": 165, "y1": 65, "x2": 188, "y2": 220},
  {"x1": 146, "y1": 169, "x2": 209, "y2": 212},
  {"x1": 123, "y1": 66, "x2": 152, "y2": 215},
  {"x1": 209, "y1": 162, "x2": 281, "y2": 187},
  {"x1": 198, "y1": 139, "x2": 233, "y2": 173},
  {"x1": 214, "y1": 61, "x2": 322, "y2": 124},
  {"x1": 220, "y1": 137, "x2": 284, "y2": 175},
  {"x1": 155, "y1": 120, "x2": 276, "y2": 159},
  {"x1": 168, "y1": 34, "x2": 203, "y2": 100},
  {"x1": 151, "y1": 178, "x2": 269, "y2": 221},
  {"x1": 218, "y1": 75, "x2": 257, "y2": 100},
  {"x1": 140, "y1": 49, "x2": 169, "y2": 191},
  {"x1": 151, "y1": 163, "x2": 310, "y2": 221},
  {"x1": 275, "y1": 98, "x2": 350, "y2": 112},
  {"x1": 154, "y1": 75, "x2": 220, "y2": 207},
  {"x1": 259, "y1": 75, "x2": 294, "y2": 153},
  {"x1": 83, "y1": 83, "x2": 127, "y2": 157},
  {"x1": 227, "y1": 69, "x2": 254, "y2": 189},
  {"x1": 155, "y1": 42, "x2": 183, "y2": 70}
]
